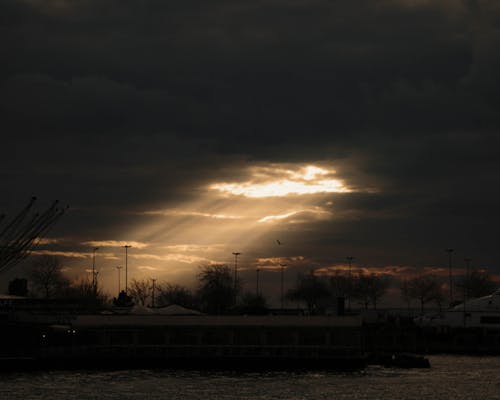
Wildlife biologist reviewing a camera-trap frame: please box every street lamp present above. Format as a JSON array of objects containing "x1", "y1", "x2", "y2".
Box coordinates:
[
  {"x1": 445, "y1": 249, "x2": 454, "y2": 305},
  {"x1": 280, "y1": 263, "x2": 287, "y2": 310},
  {"x1": 346, "y1": 256, "x2": 354, "y2": 311},
  {"x1": 256, "y1": 268, "x2": 260, "y2": 296},
  {"x1": 116, "y1": 266, "x2": 122, "y2": 294},
  {"x1": 276, "y1": 239, "x2": 286, "y2": 309},
  {"x1": 464, "y1": 257, "x2": 472, "y2": 327},
  {"x1": 124, "y1": 245, "x2": 131, "y2": 294},
  {"x1": 151, "y1": 278, "x2": 157, "y2": 308},
  {"x1": 92, "y1": 247, "x2": 99, "y2": 295},
  {"x1": 232, "y1": 252, "x2": 241, "y2": 295}
]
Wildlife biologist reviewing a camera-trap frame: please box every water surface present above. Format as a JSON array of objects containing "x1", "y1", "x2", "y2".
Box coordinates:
[{"x1": 1, "y1": 355, "x2": 499, "y2": 400}]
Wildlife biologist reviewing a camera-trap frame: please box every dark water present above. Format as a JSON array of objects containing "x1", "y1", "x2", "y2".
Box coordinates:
[{"x1": 1, "y1": 356, "x2": 500, "y2": 400}]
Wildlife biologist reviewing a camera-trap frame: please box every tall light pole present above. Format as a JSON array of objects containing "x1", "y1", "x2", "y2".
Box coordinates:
[
  {"x1": 232, "y1": 252, "x2": 241, "y2": 297},
  {"x1": 446, "y1": 248, "x2": 454, "y2": 305},
  {"x1": 256, "y1": 268, "x2": 260, "y2": 296},
  {"x1": 464, "y1": 257, "x2": 472, "y2": 327},
  {"x1": 124, "y1": 245, "x2": 131, "y2": 294},
  {"x1": 116, "y1": 266, "x2": 122, "y2": 294},
  {"x1": 280, "y1": 263, "x2": 287, "y2": 310},
  {"x1": 151, "y1": 278, "x2": 157, "y2": 308},
  {"x1": 276, "y1": 239, "x2": 285, "y2": 309},
  {"x1": 92, "y1": 247, "x2": 99, "y2": 295},
  {"x1": 346, "y1": 256, "x2": 354, "y2": 311}
]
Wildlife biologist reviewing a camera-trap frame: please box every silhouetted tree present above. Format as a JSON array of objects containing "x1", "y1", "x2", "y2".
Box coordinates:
[
  {"x1": 158, "y1": 283, "x2": 194, "y2": 308},
  {"x1": 65, "y1": 277, "x2": 108, "y2": 309},
  {"x1": 407, "y1": 274, "x2": 442, "y2": 313},
  {"x1": 8, "y1": 278, "x2": 28, "y2": 296},
  {"x1": 456, "y1": 268, "x2": 497, "y2": 299},
  {"x1": 30, "y1": 255, "x2": 69, "y2": 298},
  {"x1": 351, "y1": 273, "x2": 388, "y2": 310},
  {"x1": 237, "y1": 292, "x2": 269, "y2": 315},
  {"x1": 128, "y1": 278, "x2": 151, "y2": 306},
  {"x1": 113, "y1": 290, "x2": 134, "y2": 307},
  {"x1": 286, "y1": 273, "x2": 331, "y2": 314},
  {"x1": 196, "y1": 264, "x2": 240, "y2": 314}
]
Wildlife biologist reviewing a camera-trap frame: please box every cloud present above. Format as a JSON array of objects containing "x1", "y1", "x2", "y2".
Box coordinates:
[
  {"x1": 210, "y1": 164, "x2": 352, "y2": 198},
  {"x1": 81, "y1": 240, "x2": 149, "y2": 249},
  {"x1": 131, "y1": 253, "x2": 210, "y2": 264},
  {"x1": 30, "y1": 250, "x2": 118, "y2": 259},
  {"x1": 142, "y1": 210, "x2": 244, "y2": 220},
  {"x1": 162, "y1": 244, "x2": 224, "y2": 252},
  {"x1": 2, "y1": 0, "x2": 500, "y2": 293},
  {"x1": 258, "y1": 208, "x2": 332, "y2": 223},
  {"x1": 137, "y1": 265, "x2": 160, "y2": 271},
  {"x1": 31, "y1": 250, "x2": 89, "y2": 259},
  {"x1": 35, "y1": 237, "x2": 62, "y2": 245},
  {"x1": 314, "y1": 264, "x2": 418, "y2": 278}
]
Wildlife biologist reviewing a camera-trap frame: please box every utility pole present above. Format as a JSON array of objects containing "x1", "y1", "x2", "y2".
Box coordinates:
[
  {"x1": 116, "y1": 266, "x2": 122, "y2": 294},
  {"x1": 280, "y1": 263, "x2": 287, "y2": 310},
  {"x1": 232, "y1": 252, "x2": 241, "y2": 299},
  {"x1": 446, "y1": 248, "x2": 454, "y2": 305},
  {"x1": 151, "y1": 278, "x2": 157, "y2": 308},
  {"x1": 256, "y1": 268, "x2": 260, "y2": 296},
  {"x1": 464, "y1": 257, "x2": 472, "y2": 327},
  {"x1": 124, "y1": 245, "x2": 131, "y2": 294},
  {"x1": 92, "y1": 247, "x2": 99, "y2": 296},
  {"x1": 346, "y1": 256, "x2": 354, "y2": 311},
  {"x1": 276, "y1": 239, "x2": 285, "y2": 310}
]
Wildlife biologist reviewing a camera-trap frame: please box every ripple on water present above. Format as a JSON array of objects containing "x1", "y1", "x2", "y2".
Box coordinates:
[{"x1": 1, "y1": 356, "x2": 500, "y2": 400}]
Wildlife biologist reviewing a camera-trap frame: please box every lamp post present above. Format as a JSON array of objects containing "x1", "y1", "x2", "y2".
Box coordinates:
[
  {"x1": 116, "y1": 266, "x2": 122, "y2": 294},
  {"x1": 464, "y1": 257, "x2": 472, "y2": 327},
  {"x1": 346, "y1": 256, "x2": 354, "y2": 311},
  {"x1": 256, "y1": 268, "x2": 260, "y2": 296},
  {"x1": 276, "y1": 239, "x2": 285, "y2": 309},
  {"x1": 280, "y1": 263, "x2": 287, "y2": 310},
  {"x1": 151, "y1": 278, "x2": 157, "y2": 308},
  {"x1": 446, "y1": 248, "x2": 454, "y2": 305},
  {"x1": 232, "y1": 252, "x2": 241, "y2": 298},
  {"x1": 124, "y1": 245, "x2": 131, "y2": 294},
  {"x1": 92, "y1": 247, "x2": 99, "y2": 295}
]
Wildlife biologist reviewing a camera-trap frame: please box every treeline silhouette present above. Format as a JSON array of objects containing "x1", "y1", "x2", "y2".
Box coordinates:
[{"x1": 7, "y1": 254, "x2": 497, "y2": 315}]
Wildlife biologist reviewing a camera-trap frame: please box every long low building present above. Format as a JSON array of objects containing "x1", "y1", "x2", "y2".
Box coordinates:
[{"x1": 28, "y1": 314, "x2": 364, "y2": 370}]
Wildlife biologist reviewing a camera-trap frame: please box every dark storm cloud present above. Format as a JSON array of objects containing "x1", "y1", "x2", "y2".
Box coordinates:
[
  {"x1": 3, "y1": 0, "x2": 498, "y2": 143},
  {"x1": 1, "y1": 0, "x2": 500, "y2": 273}
]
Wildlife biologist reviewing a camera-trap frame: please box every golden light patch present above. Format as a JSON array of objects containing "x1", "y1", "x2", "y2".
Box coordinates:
[
  {"x1": 131, "y1": 253, "x2": 210, "y2": 264},
  {"x1": 210, "y1": 164, "x2": 351, "y2": 198},
  {"x1": 31, "y1": 250, "x2": 90, "y2": 258},
  {"x1": 143, "y1": 210, "x2": 243, "y2": 220},
  {"x1": 82, "y1": 240, "x2": 149, "y2": 249},
  {"x1": 258, "y1": 208, "x2": 332, "y2": 223}
]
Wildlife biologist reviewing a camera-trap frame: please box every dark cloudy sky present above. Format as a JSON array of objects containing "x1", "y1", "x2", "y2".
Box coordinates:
[{"x1": 1, "y1": 0, "x2": 499, "y2": 304}]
